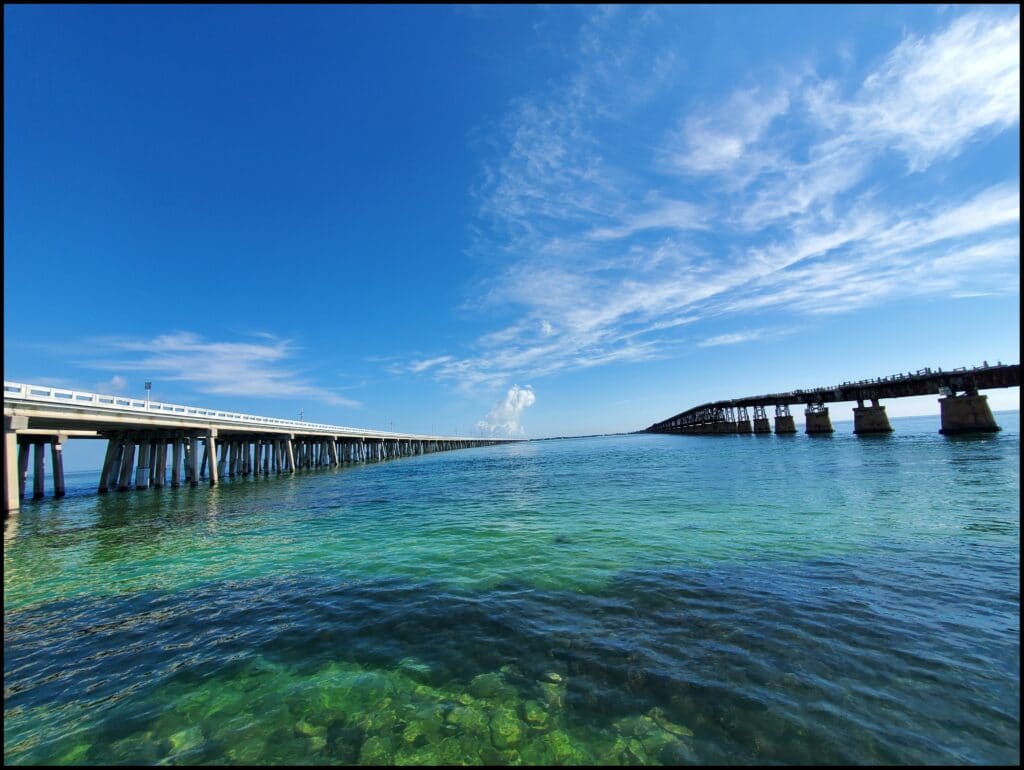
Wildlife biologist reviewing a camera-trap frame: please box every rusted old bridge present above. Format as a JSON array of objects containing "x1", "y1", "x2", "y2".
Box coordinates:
[
  {"x1": 3, "y1": 381, "x2": 514, "y2": 514},
  {"x1": 646, "y1": 363, "x2": 1019, "y2": 437}
]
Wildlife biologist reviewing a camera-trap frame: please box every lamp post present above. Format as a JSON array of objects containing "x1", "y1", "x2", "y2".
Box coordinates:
[{"x1": 145, "y1": 381, "x2": 152, "y2": 409}]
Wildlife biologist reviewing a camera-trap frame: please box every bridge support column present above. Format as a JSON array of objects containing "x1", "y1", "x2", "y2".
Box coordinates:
[
  {"x1": 774, "y1": 405, "x2": 796, "y2": 434},
  {"x1": 939, "y1": 393, "x2": 1000, "y2": 434},
  {"x1": 32, "y1": 442, "x2": 46, "y2": 499},
  {"x1": 98, "y1": 435, "x2": 120, "y2": 493},
  {"x1": 752, "y1": 406, "x2": 771, "y2": 434},
  {"x1": 736, "y1": 407, "x2": 752, "y2": 433},
  {"x1": 51, "y1": 439, "x2": 66, "y2": 497},
  {"x1": 4, "y1": 416, "x2": 27, "y2": 514},
  {"x1": 189, "y1": 437, "x2": 200, "y2": 487},
  {"x1": 805, "y1": 404, "x2": 834, "y2": 434},
  {"x1": 206, "y1": 432, "x2": 218, "y2": 485},
  {"x1": 853, "y1": 400, "x2": 893, "y2": 434},
  {"x1": 136, "y1": 440, "x2": 151, "y2": 489},
  {"x1": 155, "y1": 441, "x2": 167, "y2": 488},
  {"x1": 171, "y1": 438, "x2": 182, "y2": 487},
  {"x1": 285, "y1": 437, "x2": 296, "y2": 473},
  {"x1": 118, "y1": 439, "x2": 137, "y2": 491}
]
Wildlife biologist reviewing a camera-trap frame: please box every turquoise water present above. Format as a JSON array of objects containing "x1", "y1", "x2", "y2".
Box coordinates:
[{"x1": 4, "y1": 413, "x2": 1020, "y2": 764}]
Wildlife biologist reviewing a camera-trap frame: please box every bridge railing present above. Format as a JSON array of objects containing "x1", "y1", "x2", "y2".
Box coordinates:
[{"x1": 2, "y1": 381, "x2": 468, "y2": 441}]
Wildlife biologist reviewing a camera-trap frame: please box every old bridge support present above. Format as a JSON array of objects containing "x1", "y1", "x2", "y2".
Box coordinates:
[{"x1": 644, "y1": 363, "x2": 1018, "y2": 439}]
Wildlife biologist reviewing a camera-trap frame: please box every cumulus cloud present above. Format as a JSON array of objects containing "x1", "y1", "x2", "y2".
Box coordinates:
[{"x1": 476, "y1": 385, "x2": 536, "y2": 436}]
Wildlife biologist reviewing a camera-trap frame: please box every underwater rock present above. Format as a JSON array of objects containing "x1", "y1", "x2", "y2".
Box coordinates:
[
  {"x1": 359, "y1": 735, "x2": 395, "y2": 765},
  {"x1": 168, "y1": 725, "x2": 205, "y2": 755},
  {"x1": 522, "y1": 699, "x2": 548, "y2": 727},
  {"x1": 627, "y1": 737, "x2": 649, "y2": 764},
  {"x1": 358, "y1": 706, "x2": 397, "y2": 734},
  {"x1": 480, "y1": 745, "x2": 520, "y2": 765},
  {"x1": 489, "y1": 707, "x2": 523, "y2": 749},
  {"x1": 538, "y1": 681, "x2": 566, "y2": 709},
  {"x1": 648, "y1": 707, "x2": 694, "y2": 737},
  {"x1": 57, "y1": 743, "x2": 91, "y2": 764},
  {"x1": 467, "y1": 671, "x2": 509, "y2": 700},
  {"x1": 308, "y1": 734, "x2": 328, "y2": 753},
  {"x1": 110, "y1": 732, "x2": 164, "y2": 764},
  {"x1": 660, "y1": 738, "x2": 698, "y2": 764},
  {"x1": 541, "y1": 671, "x2": 564, "y2": 683},
  {"x1": 401, "y1": 721, "x2": 427, "y2": 747},
  {"x1": 498, "y1": 663, "x2": 524, "y2": 681},
  {"x1": 327, "y1": 723, "x2": 363, "y2": 764},
  {"x1": 294, "y1": 719, "x2": 326, "y2": 739},
  {"x1": 543, "y1": 729, "x2": 583, "y2": 764},
  {"x1": 446, "y1": 704, "x2": 489, "y2": 736},
  {"x1": 397, "y1": 657, "x2": 433, "y2": 685}
]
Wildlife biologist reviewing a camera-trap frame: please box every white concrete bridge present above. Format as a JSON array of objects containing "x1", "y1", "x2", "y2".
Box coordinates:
[{"x1": 3, "y1": 381, "x2": 513, "y2": 513}]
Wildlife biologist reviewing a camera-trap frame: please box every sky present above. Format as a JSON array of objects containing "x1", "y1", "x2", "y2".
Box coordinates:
[{"x1": 4, "y1": 4, "x2": 1020, "y2": 456}]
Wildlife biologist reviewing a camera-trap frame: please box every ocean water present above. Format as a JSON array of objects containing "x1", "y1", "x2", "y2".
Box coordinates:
[{"x1": 3, "y1": 413, "x2": 1019, "y2": 765}]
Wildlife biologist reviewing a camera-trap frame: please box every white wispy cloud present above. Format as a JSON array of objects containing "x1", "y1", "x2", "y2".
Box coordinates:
[
  {"x1": 806, "y1": 11, "x2": 1020, "y2": 171},
  {"x1": 83, "y1": 332, "x2": 361, "y2": 407},
  {"x1": 400, "y1": 8, "x2": 1019, "y2": 395},
  {"x1": 698, "y1": 330, "x2": 764, "y2": 348}
]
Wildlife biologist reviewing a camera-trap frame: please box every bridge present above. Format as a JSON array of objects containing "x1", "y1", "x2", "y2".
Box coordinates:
[
  {"x1": 3, "y1": 381, "x2": 514, "y2": 514},
  {"x1": 645, "y1": 363, "x2": 1019, "y2": 436}
]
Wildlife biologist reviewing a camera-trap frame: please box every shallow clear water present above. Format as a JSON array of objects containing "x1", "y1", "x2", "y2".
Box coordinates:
[{"x1": 4, "y1": 413, "x2": 1020, "y2": 764}]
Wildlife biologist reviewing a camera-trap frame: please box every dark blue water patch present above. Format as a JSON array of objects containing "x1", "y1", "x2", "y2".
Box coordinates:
[{"x1": 5, "y1": 558, "x2": 1019, "y2": 765}]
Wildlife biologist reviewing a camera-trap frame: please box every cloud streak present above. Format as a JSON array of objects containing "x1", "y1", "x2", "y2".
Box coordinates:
[
  {"x1": 396, "y1": 8, "x2": 1019, "y2": 396},
  {"x1": 83, "y1": 332, "x2": 361, "y2": 407}
]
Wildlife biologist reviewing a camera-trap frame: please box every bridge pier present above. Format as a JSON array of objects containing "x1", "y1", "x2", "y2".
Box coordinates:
[
  {"x1": 4, "y1": 416, "x2": 28, "y2": 513},
  {"x1": 752, "y1": 406, "x2": 771, "y2": 434},
  {"x1": 51, "y1": 439, "x2": 66, "y2": 497},
  {"x1": 805, "y1": 404, "x2": 834, "y2": 434},
  {"x1": 735, "y1": 407, "x2": 752, "y2": 433},
  {"x1": 136, "y1": 440, "x2": 151, "y2": 489},
  {"x1": 853, "y1": 399, "x2": 892, "y2": 434},
  {"x1": 774, "y1": 405, "x2": 796, "y2": 434},
  {"x1": 939, "y1": 393, "x2": 1000, "y2": 434}
]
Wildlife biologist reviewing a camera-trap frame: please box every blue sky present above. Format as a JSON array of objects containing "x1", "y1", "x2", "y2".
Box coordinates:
[{"x1": 4, "y1": 5, "x2": 1020, "y2": 446}]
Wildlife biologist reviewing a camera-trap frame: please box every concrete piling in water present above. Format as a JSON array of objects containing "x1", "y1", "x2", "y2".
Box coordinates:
[
  {"x1": 118, "y1": 440, "x2": 136, "y2": 491},
  {"x1": 735, "y1": 406, "x2": 752, "y2": 433},
  {"x1": 774, "y1": 405, "x2": 797, "y2": 434},
  {"x1": 136, "y1": 440, "x2": 151, "y2": 489},
  {"x1": 172, "y1": 438, "x2": 182, "y2": 487},
  {"x1": 853, "y1": 399, "x2": 893, "y2": 434},
  {"x1": 752, "y1": 406, "x2": 771, "y2": 434},
  {"x1": 51, "y1": 439, "x2": 66, "y2": 497},
  {"x1": 4, "y1": 416, "x2": 28, "y2": 513},
  {"x1": 939, "y1": 393, "x2": 1000, "y2": 434},
  {"x1": 804, "y1": 404, "x2": 834, "y2": 434}
]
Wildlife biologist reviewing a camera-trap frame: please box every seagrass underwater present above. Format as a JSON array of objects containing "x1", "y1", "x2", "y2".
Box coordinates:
[{"x1": 3, "y1": 413, "x2": 1020, "y2": 764}]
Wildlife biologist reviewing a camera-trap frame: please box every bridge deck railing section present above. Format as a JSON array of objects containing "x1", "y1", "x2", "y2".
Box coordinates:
[{"x1": 2, "y1": 381, "x2": 443, "y2": 440}]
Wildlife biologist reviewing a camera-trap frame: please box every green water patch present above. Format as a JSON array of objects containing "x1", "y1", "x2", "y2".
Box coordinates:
[{"x1": 5, "y1": 561, "x2": 1019, "y2": 764}]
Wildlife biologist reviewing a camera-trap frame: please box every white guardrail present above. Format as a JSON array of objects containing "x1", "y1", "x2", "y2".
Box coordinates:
[{"x1": 2, "y1": 381, "x2": 477, "y2": 442}]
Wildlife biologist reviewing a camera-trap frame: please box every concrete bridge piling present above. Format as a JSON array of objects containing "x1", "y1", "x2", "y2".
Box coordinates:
[
  {"x1": 939, "y1": 393, "x2": 999, "y2": 434},
  {"x1": 804, "y1": 404, "x2": 834, "y2": 434},
  {"x1": 774, "y1": 404, "x2": 797, "y2": 434},
  {"x1": 3, "y1": 382, "x2": 512, "y2": 514},
  {"x1": 645, "y1": 363, "x2": 1019, "y2": 439},
  {"x1": 853, "y1": 399, "x2": 893, "y2": 434}
]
